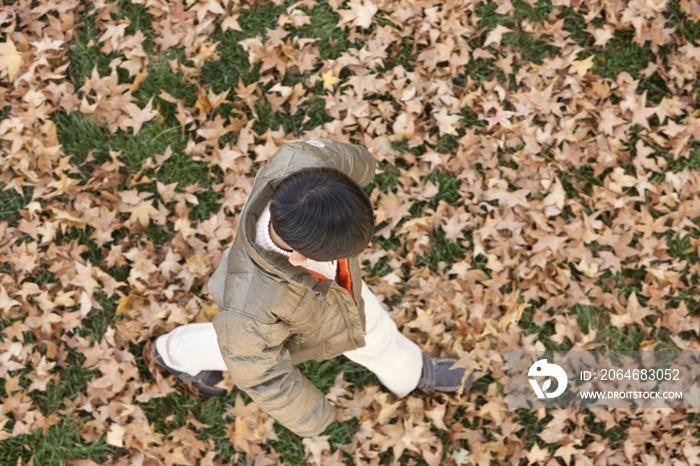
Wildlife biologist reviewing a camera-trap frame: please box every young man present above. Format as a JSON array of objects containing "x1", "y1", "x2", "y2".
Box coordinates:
[{"x1": 150, "y1": 139, "x2": 472, "y2": 437}]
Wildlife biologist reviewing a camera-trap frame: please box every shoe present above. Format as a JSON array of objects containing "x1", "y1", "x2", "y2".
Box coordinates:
[
  {"x1": 416, "y1": 352, "x2": 473, "y2": 394},
  {"x1": 149, "y1": 339, "x2": 227, "y2": 396}
]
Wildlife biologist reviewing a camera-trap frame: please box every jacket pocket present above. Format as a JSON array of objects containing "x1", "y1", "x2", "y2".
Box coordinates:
[
  {"x1": 284, "y1": 332, "x2": 303, "y2": 353},
  {"x1": 297, "y1": 299, "x2": 346, "y2": 351},
  {"x1": 284, "y1": 290, "x2": 326, "y2": 349},
  {"x1": 284, "y1": 290, "x2": 320, "y2": 327}
]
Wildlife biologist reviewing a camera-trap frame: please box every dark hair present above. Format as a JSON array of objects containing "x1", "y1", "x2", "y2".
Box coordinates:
[{"x1": 270, "y1": 167, "x2": 375, "y2": 262}]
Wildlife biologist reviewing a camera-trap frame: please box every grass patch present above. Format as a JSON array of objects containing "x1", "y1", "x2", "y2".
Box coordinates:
[
  {"x1": 0, "y1": 418, "x2": 118, "y2": 466},
  {"x1": 54, "y1": 111, "x2": 222, "y2": 225},
  {"x1": 0, "y1": 185, "x2": 33, "y2": 228}
]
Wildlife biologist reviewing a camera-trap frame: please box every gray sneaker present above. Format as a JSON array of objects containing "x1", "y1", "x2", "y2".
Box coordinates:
[
  {"x1": 149, "y1": 341, "x2": 227, "y2": 396},
  {"x1": 416, "y1": 352, "x2": 473, "y2": 394}
]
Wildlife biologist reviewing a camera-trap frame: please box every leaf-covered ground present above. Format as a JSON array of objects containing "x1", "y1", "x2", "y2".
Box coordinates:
[{"x1": 1, "y1": 0, "x2": 700, "y2": 464}]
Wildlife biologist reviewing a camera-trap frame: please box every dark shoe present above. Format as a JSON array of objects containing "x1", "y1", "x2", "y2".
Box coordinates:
[
  {"x1": 417, "y1": 352, "x2": 473, "y2": 394},
  {"x1": 149, "y1": 340, "x2": 227, "y2": 396}
]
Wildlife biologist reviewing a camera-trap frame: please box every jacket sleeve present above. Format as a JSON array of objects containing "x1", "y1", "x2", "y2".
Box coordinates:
[
  {"x1": 212, "y1": 309, "x2": 335, "y2": 437},
  {"x1": 297, "y1": 138, "x2": 376, "y2": 187}
]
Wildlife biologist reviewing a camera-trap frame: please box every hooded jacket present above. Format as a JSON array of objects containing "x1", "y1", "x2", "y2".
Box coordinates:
[{"x1": 206, "y1": 138, "x2": 375, "y2": 437}]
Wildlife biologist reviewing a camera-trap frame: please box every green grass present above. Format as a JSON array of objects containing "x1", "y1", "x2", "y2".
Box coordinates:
[
  {"x1": 54, "y1": 111, "x2": 221, "y2": 226},
  {"x1": 0, "y1": 418, "x2": 118, "y2": 466},
  {"x1": 0, "y1": 185, "x2": 33, "y2": 228},
  {"x1": 67, "y1": 17, "x2": 114, "y2": 90},
  {"x1": 28, "y1": 362, "x2": 96, "y2": 416}
]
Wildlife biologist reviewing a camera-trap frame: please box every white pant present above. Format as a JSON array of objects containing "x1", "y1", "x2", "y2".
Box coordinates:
[{"x1": 156, "y1": 281, "x2": 423, "y2": 398}]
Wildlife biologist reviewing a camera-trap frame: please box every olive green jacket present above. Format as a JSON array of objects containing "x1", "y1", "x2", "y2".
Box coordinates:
[{"x1": 207, "y1": 139, "x2": 375, "y2": 437}]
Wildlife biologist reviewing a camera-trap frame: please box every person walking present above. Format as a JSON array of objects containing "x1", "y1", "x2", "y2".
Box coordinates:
[{"x1": 150, "y1": 138, "x2": 473, "y2": 437}]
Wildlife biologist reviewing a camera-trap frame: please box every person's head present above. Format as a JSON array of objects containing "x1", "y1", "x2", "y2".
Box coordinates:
[{"x1": 270, "y1": 167, "x2": 374, "y2": 264}]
